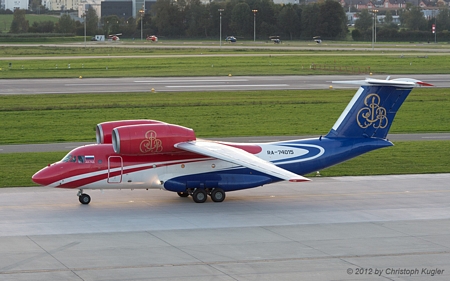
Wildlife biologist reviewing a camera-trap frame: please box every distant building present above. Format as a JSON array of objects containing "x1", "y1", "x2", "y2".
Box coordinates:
[
  {"x1": 4, "y1": 0, "x2": 29, "y2": 10},
  {"x1": 76, "y1": 0, "x2": 155, "y2": 19},
  {"x1": 272, "y1": 0, "x2": 301, "y2": 4},
  {"x1": 341, "y1": 0, "x2": 449, "y2": 10},
  {"x1": 77, "y1": 0, "x2": 101, "y2": 18},
  {"x1": 346, "y1": 12, "x2": 401, "y2": 25},
  {"x1": 45, "y1": 0, "x2": 81, "y2": 10},
  {"x1": 101, "y1": 0, "x2": 132, "y2": 19}
]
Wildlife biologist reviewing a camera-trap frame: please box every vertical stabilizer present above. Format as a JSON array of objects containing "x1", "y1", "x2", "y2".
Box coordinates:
[{"x1": 326, "y1": 78, "x2": 432, "y2": 139}]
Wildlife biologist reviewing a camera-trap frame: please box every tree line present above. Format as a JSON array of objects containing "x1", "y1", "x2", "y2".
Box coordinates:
[
  {"x1": 7, "y1": 0, "x2": 348, "y2": 40},
  {"x1": 7, "y1": 0, "x2": 449, "y2": 42},
  {"x1": 353, "y1": 4, "x2": 450, "y2": 42}
]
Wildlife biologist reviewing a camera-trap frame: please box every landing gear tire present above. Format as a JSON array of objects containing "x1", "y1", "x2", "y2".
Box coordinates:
[
  {"x1": 79, "y1": 194, "x2": 91, "y2": 205},
  {"x1": 177, "y1": 191, "x2": 189, "y2": 198},
  {"x1": 210, "y1": 188, "x2": 226, "y2": 203},
  {"x1": 192, "y1": 188, "x2": 207, "y2": 203}
]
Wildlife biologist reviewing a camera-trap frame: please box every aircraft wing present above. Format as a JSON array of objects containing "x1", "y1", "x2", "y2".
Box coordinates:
[{"x1": 175, "y1": 140, "x2": 310, "y2": 182}]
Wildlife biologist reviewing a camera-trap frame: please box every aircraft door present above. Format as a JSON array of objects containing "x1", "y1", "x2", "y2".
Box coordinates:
[{"x1": 108, "y1": 156, "x2": 123, "y2": 183}]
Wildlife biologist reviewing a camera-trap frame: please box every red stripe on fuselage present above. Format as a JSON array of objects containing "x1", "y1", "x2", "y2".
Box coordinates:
[{"x1": 39, "y1": 142, "x2": 262, "y2": 189}]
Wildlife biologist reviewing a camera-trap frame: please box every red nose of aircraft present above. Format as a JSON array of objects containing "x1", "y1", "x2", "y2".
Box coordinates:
[{"x1": 32, "y1": 166, "x2": 56, "y2": 186}]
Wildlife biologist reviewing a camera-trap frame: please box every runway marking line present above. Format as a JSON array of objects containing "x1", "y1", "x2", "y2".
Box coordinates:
[{"x1": 166, "y1": 84, "x2": 289, "y2": 88}]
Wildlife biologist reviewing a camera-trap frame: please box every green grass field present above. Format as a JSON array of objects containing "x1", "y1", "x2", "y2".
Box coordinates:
[
  {"x1": 0, "y1": 14, "x2": 59, "y2": 34},
  {"x1": 0, "y1": 44, "x2": 450, "y2": 78},
  {"x1": 1, "y1": 53, "x2": 449, "y2": 78},
  {"x1": 1, "y1": 89, "x2": 449, "y2": 144}
]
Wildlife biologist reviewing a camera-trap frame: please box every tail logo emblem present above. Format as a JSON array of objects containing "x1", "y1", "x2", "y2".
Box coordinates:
[
  {"x1": 357, "y1": 94, "x2": 388, "y2": 129},
  {"x1": 140, "y1": 130, "x2": 163, "y2": 153}
]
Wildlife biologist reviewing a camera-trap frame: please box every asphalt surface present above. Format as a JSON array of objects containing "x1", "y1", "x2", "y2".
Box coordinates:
[
  {"x1": 1, "y1": 174, "x2": 449, "y2": 280},
  {"x1": 1, "y1": 133, "x2": 450, "y2": 154},
  {"x1": 1, "y1": 74, "x2": 449, "y2": 94},
  {"x1": 1, "y1": 73, "x2": 449, "y2": 280},
  {"x1": 2, "y1": 41, "x2": 450, "y2": 53}
]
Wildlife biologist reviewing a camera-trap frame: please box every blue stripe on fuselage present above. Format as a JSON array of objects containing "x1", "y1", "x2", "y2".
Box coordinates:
[{"x1": 164, "y1": 137, "x2": 392, "y2": 193}]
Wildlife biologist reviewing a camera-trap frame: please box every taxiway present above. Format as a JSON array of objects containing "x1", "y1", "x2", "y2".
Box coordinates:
[
  {"x1": 1, "y1": 74, "x2": 450, "y2": 95},
  {"x1": 1, "y1": 133, "x2": 450, "y2": 154},
  {"x1": 0, "y1": 174, "x2": 449, "y2": 280}
]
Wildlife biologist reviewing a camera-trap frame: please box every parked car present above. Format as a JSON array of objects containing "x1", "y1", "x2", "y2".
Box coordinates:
[{"x1": 225, "y1": 36, "x2": 237, "y2": 43}]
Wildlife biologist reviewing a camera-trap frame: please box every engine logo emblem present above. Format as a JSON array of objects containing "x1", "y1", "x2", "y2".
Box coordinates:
[
  {"x1": 357, "y1": 94, "x2": 388, "y2": 129},
  {"x1": 140, "y1": 130, "x2": 163, "y2": 153}
]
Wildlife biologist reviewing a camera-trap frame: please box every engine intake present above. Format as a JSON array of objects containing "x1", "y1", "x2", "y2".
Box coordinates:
[
  {"x1": 96, "y1": 120, "x2": 164, "y2": 144},
  {"x1": 112, "y1": 123, "x2": 196, "y2": 155}
]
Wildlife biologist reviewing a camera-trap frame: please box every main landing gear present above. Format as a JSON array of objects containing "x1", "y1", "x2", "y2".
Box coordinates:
[
  {"x1": 178, "y1": 188, "x2": 226, "y2": 203},
  {"x1": 77, "y1": 189, "x2": 91, "y2": 205}
]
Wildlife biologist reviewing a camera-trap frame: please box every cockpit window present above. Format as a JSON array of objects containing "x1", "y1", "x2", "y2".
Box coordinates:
[
  {"x1": 62, "y1": 154, "x2": 73, "y2": 163},
  {"x1": 61, "y1": 154, "x2": 90, "y2": 163},
  {"x1": 62, "y1": 154, "x2": 85, "y2": 163},
  {"x1": 77, "y1": 156, "x2": 85, "y2": 163}
]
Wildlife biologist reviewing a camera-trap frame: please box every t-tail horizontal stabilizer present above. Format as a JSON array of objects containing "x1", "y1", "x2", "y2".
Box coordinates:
[{"x1": 326, "y1": 78, "x2": 433, "y2": 139}]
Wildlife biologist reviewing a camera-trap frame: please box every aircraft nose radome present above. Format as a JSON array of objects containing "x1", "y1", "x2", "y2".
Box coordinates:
[{"x1": 32, "y1": 169, "x2": 52, "y2": 186}]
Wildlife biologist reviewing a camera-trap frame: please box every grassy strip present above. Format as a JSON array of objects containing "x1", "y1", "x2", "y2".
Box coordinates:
[
  {"x1": 305, "y1": 141, "x2": 450, "y2": 177},
  {"x1": 1, "y1": 89, "x2": 449, "y2": 144},
  {"x1": 0, "y1": 41, "x2": 447, "y2": 54},
  {"x1": 1, "y1": 141, "x2": 448, "y2": 188},
  {"x1": 1, "y1": 53, "x2": 450, "y2": 78},
  {"x1": 0, "y1": 151, "x2": 66, "y2": 188},
  {"x1": 0, "y1": 46, "x2": 296, "y2": 56}
]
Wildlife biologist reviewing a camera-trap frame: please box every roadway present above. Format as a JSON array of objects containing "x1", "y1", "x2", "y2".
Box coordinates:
[
  {"x1": 1, "y1": 74, "x2": 450, "y2": 94},
  {"x1": 2, "y1": 41, "x2": 450, "y2": 53},
  {"x1": 0, "y1": 174, "x2": 449, "y2": 280}
]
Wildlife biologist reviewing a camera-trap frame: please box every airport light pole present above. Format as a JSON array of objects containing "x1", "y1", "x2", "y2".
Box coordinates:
[
  {"x1": 83, "y1": 12, "x2": 86, "y2": 47},
  {"x1": 371, "y1": 9, "x2": 378, "y2": 51},
  {"x1": 433, "y1": 11, "x2": 437, "y2": 43},
  {"x1": 218, "y1": 9, "x2": 224, "y2": 48},
  {"x1": 252, "y1": 9, "x2": 258, "y2": 42},
  {"x1": 139, "y1": 6, "x2": 145, "y2": 41}
]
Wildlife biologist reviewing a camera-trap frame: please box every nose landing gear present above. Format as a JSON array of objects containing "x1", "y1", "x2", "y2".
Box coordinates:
[{"x1": 77, "y1": 189, "x2": 91, "y2": 205}]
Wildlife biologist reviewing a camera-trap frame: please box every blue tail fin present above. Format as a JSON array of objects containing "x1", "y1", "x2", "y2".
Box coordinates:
[{"x1": 326, "y1": 78, "x2": 432, "y2": 139}]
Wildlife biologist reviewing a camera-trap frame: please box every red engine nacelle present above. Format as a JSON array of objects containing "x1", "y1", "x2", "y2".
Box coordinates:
[
  {"x1": 96, "y1": 120, "x2": 165, "y2": 144},
  {"x1": 112, "y1": 123, "x2": 196, "y2": 155}
]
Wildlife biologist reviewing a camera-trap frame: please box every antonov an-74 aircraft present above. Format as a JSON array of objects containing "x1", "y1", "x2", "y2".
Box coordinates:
[{"x1": 32, "y1": 78, "x2": 432, "y2": 204}]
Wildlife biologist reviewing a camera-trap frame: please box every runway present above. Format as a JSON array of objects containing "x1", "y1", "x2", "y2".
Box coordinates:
[
  {"x1": 1, "y1": 74, "x2": 450, "y2": 94},
  {"x1": 0, "y1": 174, "x2": 449, "y2": 280}
]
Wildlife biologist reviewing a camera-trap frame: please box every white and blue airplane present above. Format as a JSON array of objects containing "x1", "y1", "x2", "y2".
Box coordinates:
[{"x1": 32, "y1": 78, "x2": 432, "y2": 204}]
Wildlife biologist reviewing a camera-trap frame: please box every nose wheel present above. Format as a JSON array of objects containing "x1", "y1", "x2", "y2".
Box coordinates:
[{"x1": 77, "y1": 189, "x2": 91, "y2": 205}]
